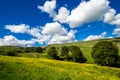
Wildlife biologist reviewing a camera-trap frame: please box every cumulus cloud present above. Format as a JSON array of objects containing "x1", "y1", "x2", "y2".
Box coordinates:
[
  {"x1": 112, "y1": 27, "x2": 120, "y2": 37},
  {"x1": 48, "y1": 30, "x2": 77, "y2": 44},
  {"x1": 38, "y1": 0, "x2": 110, "y2": 28},
  {"x1": 5, "y1": 24, "x2": 48, "y2": 45},
  {"x1": 103, "y1": 8, "x2": 120, "y2": 37},
  {"x1": 5, "y1": 24, "x2": 29, "y2": 33},
  {"x1": 38, "y1": 0, "x2": 56, "y2": 17},
  {"x1": 5, "y1": 24, "x2": 43, "y2": 39},
  {"x1": 5, "y1": 22, "x2": 77, "y2": 45},
  {"x1": 0, "y1": 35, "x2": 35, "y2": 47},
  {"x1": 28, "y1": 27, "x2": 42, "y2": 39},
  {"x1": 42, "y1": 22, "x2": 67, "y2": 35},
  {"x1": 54, "y1": 7, "x2": 70, "y2": 23},
  {"x1": 67, "y1": 0, "x2": 110, "y2": 28},
  {"x1": 84, "y1": 32, "x2": 107, "y2": 41},
  {"x1": 104, "y1": 9, "x2": 120, "y2": 26},
  {"x1": 41, "y1": 22, "x2": 77, "y2": 44}
]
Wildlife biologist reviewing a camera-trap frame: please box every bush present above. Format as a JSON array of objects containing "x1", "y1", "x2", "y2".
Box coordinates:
[
  {"x1": 117, "y1": 56, "x2": 120, "y2": 67},
  {"x1": 35, "y1": 47, "x2": 43, "y2": 53},
  {"x1": 47, "y1": 47, "x2": 59, "y2": 59},
  {"x1": 91, "y1": 41, "x2": 118, "y2": 66},
  {"x1": 0, "y1": 49, "x2": 18, "y2": 56},
  {"x1": 61, "y1": 46, "x2": 69, "y2": 59},
  {"x1": 69, "y1": 46, "x2": 87, "y2": 63},
  {"x1": 24, "y1": 47, "x2": 35, "y2": 53},
  {"x1": 7, "y1": 50, "x2": 17, "y2": 56}
]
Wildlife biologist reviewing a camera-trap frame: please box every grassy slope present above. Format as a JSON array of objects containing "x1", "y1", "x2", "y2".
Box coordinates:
[
  {"x1": 0, "y1": 56, "x2": 120, "y2": 80},
  {"x1": 1, "y1": 38, "x2": 120, "y2": 63},
  {"x1": 47, "y1": 38, "x2": 120, "y2": 63}
]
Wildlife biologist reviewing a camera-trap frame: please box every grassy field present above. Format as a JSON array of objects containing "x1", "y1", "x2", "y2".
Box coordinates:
[
  {"x1": 0, "y1": 38, "x2": 120, "y2": 64},
  {"x1": 0, "y1": 56, "x2": 120, "y2": 80},
  {"x1": 47, "y1": 38, "x2": 120, "y2": 63}
]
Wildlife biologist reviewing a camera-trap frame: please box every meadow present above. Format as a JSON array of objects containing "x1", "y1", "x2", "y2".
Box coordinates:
[
  {"x1": 47, "y1": 38, "x2": 120, "y2": 63},
  {"x1": 0, "y1": 56, "x2": 120, "y2": 80},
  {"x1": 0, "y1": 38, "x2": 120, "y2": 80}
]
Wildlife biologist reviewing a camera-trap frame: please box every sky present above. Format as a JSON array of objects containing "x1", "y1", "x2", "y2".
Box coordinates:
[{"x1": 0, "y1": 0, "x2": 120, "y2": 47}]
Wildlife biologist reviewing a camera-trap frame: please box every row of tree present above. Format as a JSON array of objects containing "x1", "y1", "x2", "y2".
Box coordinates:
[
  {"x1": 47, "y1": 41, "x2": 120, "y2": 67},
  {"x1": 47, "y1": 45, "x2": 87, "y2": 63},
  {"x1": 0, "y1": 46, "x2": 43, "y2": 56}
]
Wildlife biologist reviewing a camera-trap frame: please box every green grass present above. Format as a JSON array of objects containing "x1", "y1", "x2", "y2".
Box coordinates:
[
  {"x1": 47, "y1": 38, "x2": 120, "y2": 63},
  {"x1": 18, "y1": 52, "x2": 47, "y2": 59},
  {"x1": 1, "y1": 38, "x2": 120, "y2": 63},
  {"x1": 0, "y1": 56, "x2": 120, "y2": 80}
]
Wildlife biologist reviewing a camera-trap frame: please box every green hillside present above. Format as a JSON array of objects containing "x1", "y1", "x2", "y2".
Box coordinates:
[
  {"x1": 47, "y1": 38, "x2": 120, "y2": 63},
  {"x1": 0, "y1": 56, "x2": 120, "y2": 80}
]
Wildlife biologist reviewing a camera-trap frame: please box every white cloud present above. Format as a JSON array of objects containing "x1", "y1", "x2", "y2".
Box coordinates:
[
  {"x1": 41, "y1": 22, "x2": 77, "y2": 44},
  {"x1": 67, "y1": 0, "x2": 110, "y2": 28},
  {"x1": 104, "y1": 8, "x2": 120, "y2": 37},
  {"x1": 113, "y1": 27, "x2": 120, "y2": 37},
  {"x1": 28, "y1": 27, "x2": 42, "y2": 39},
  {"x1": 104, "y1": 9, "x2": 120, "y2": 26},
  {"x1": 5, "y1": 24, "x2": 47, "y2": 45},
  {"x1": 42, "y1": 22, "x2": 67, "y2": 35},
  {"x1": 5, "y1": 24, "x2": 43, "y2": 39},
  {"x1": 5, "y1": 24, "x2": 29, "y2": 33},
  {"x1": 54, "y1": 7, "x2": 70, "y2": 23},
  {"x1": 38, "y1": 0, "x2": 56, "y2": 17},
  {"x1": 84, "y1": 32, "x2": 107, "y2": 41},
  {"x1": 0, "y1": 35, "x2": 35, "y2": 47},
  {"x1": 48, "y1": 30, "x2": 77, "y2": 44},
  {"x1": 5, "y1": 22, "x2": 77, "y2": 45}
]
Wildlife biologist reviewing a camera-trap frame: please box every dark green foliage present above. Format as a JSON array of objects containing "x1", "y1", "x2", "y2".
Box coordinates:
[
  {"x1": 47, "y1": 47, "x2": 59, "y2": 59},
  {"x1": 117, "y1": 56, "x2": 120, "y2": 67},
  {"x1": 7, "y1": 50, "x2": 17, "y2": 56},
  {"x1": 24, "y1": 47, "x2": 35, "y2": 53},
  {"x1": 61, "y1": 46, "x2": 69, "y2": 59},
  {"x1": 0, "y1": 46, "x2": 23, "y2": 56},
  {"x1": 91, "y1": 41, "x2": 119, "y2": 66},
  {"x1": 35, "y1": 47, "x2": 43, "y2": 53},
  {"x1": 69, "y1": 46, "x2": 87, "y2": 63},
  {"x1": 0, "y1": 50, "x2": 17, "y2": 56}
]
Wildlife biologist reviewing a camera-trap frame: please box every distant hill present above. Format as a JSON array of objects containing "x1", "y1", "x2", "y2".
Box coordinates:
[
  {"x1": 0, "y1": 37, "x2": 120, "y2": 63},
  {"x1": 0, "y1": 56, "x2": 120, "y2": 80},
  {"x1": 47, "y1": 37, "x2": 120, "y2": 63}
]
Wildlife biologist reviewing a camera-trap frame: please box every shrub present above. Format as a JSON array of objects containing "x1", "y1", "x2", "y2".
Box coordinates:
[
  {"x1": 91, "y1": 41, "x2": 118, "y2": 66},
  {"x1": 7, "y1": 50, "x2": 17, "y2": 56},
  {"x1": 24, "y1": 47, "x2": 35, "y2": 53},
  {"x1": 61, "y1": 46, "x2": 69, "y2": 59},
  {"x1": 117, "y1": 56, "x2": 120, "y2": 67},
  {"x1": 69, "y1": 46, "x2": 87, "y2": 63},
  {"x1": 0, "y1": 49, "x2": 18, "y2": 56},
  {"x1": 35, "y1": 47, "x2": 43, "y2": 53},
  {"x1": 47, "y1": 47, "x2": 59, "y2": 59}
]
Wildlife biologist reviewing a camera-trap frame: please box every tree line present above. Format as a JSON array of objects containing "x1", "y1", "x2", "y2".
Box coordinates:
[
  {"x1": 0, "y1": 41, "x2": 120, "y2": 67},
  {"x1": 0, "y1": 46, "x2": 43, "y2": 56},
  {"x1": 47, "y1": 41, "x2": 120, "y2": 67}
]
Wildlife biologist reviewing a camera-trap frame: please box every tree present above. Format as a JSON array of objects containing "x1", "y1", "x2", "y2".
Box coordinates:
[
  {"x1": 35, "y1": 47, "x2": 43, "y2": 53},
  {"x1": 61, "y1": 46, "x2": 69, "y2": 59},
  {"x1": 116, "y1": 56, "x2": 120, "y2": 67},
  {"x1": 24, "y1": 47, "x2": 35, "y2": 53},
  {"x1": 7, "y1": 50, "x2": 16, "y2": 56},
  {"x1": 47, "y1": 47, "x2": 59, "y2": 59},
  {"x1": 91, "y1": 41, "x2": 118, "y2": 66},
  {"x1": 69, "y1": 45, "x2": 87, "y2": 63}
]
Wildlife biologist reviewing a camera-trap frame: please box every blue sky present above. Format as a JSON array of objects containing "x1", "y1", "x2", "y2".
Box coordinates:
[{"x1": 0, "y1": 0, "x2": 120, "y2": 47}]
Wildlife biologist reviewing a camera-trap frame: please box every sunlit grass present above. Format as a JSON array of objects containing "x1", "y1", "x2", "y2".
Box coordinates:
[{"x1": 0, "y1": 56, "x2": 120, "y2": 80}]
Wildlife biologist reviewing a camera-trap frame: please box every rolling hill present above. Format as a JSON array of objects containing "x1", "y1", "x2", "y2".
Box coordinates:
[
  {"x1": 47, "y1": 38, "x2": 120, "y2": 63},
  {"x1": 0, "y1": 56, "x2": 120, "y2": 80},
  {"x1": 0, "y1": 38, "x2": 120, "y2": 63}
]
